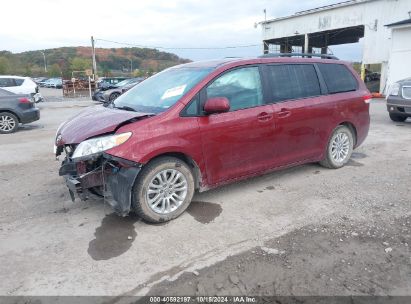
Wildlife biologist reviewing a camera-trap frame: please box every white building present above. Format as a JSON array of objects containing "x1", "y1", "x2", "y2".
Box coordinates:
[
  {"x1": 385, "y1": 18, "x2": 411, "y2": 88},
  {"x1": 260, "y1": 0, "x2": 411, "y2": 93}
]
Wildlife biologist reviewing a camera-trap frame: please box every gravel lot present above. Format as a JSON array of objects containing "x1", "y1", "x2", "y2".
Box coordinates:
[{"x1": 0, "y1": 99, "x2": 410, "y2": 297}]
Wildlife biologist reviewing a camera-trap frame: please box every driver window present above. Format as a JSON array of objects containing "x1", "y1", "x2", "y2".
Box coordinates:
[{"x1": 206, "y1": 67, "x2": 263, "y2": 111}]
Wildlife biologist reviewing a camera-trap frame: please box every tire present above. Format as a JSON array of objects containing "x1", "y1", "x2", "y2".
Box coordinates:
[
  {"x1": 109, "y1": 92, "x2": 120, "y2": 102},
  {"x1": 389, "y1": 113, "x2": 407, "y2": 122},
  {"x1": 320, "y1": 125, "x2": 354, "y2": 169},
  {"x1": 132, "y1": 157, "x2": 195, "y2": 223},
  {"x1": 0, "y1": 112, "x2": 19, "y2": 134}
]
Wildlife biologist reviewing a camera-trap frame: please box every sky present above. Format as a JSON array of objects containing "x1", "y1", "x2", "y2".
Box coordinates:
[{"x1": 0, "y1": 0, "x2": 362, "y2": 61}]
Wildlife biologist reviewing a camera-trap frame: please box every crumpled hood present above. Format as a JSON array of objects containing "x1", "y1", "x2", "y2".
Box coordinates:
[{"x1": 57, "y1": 105, "x2": 151, "y2": 145}]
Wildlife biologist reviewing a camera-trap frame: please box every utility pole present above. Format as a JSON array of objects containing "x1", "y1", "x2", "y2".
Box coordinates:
[
  {"x1": 40, "y1": 51, "x2": 47, "y2": 73},
  {"x1": 128, "y1": 58, "x2": 133, "y2": 74},
  {"x1": 91, "y1": 36, "x2": 97, "y2": 80}
]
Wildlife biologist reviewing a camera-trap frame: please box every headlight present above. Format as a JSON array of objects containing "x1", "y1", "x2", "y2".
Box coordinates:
[
  {"x1": 72, "y1": 132, "x2": 132, "y2": 159},
  {"x1": 389, "y1": 83, "x2": 400, "y2": 96}
]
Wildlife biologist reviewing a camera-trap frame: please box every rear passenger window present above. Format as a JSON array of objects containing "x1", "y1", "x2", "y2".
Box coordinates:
[
  {"x1": 266, "y1": 64, "x2": 321, "y2": 102},
  {"x1": 0, "y1": 78, "x2": 15, "y2": 87},
  {"x1": 206, "y1": 67, "x2": 263, "y2": 111},
  {"x1": 14, "y1": 78, "x2": 24, "y2": 86},
  {"x1": 318, "y1": 63, "x2": 357, "y2": 94}
]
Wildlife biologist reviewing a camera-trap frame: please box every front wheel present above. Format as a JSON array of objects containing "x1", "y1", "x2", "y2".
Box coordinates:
[
  {"x1": 132, "y1": 157, "x2": 195, "y2": 223},
  {"x1": 109, "y1": 92, "x2": 120, "y2": 102},
  {"x1": 320, "y1": 125, "x2": 354, "y2": 169},
  {"x1": 389, "y1": 113, "x2": 407, "y2": 122}
]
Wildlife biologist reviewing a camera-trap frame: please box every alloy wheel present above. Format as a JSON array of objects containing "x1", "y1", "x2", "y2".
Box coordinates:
[
  {"x1": 146, "y1": 169, "x2": 188, "y2": 214},
  {"x1": 331, "y1": 132, "x2": 350, "y2": 163},
  {"x1": 0, "y1": 115, "x2": 16, "y2": 132}
]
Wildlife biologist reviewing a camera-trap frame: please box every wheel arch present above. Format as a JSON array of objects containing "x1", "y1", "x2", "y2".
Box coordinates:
[
  {"x1": 0, "y1": 110, "x2": 21, "y2": 122},
  {"x1": 338, "y1": 121, "x2": 357, "y2": 146},
  {"x1": 144, "y1": 152, "x2": 203, "y2": 190}
]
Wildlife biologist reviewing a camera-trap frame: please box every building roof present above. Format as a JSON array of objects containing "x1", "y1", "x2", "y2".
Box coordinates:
[
  {"x1": 261, "y1": 0, "x2": 374, "y2": 24},
  {"x1": 385, "y1": 18, "x2": 411, "y2": 27}
]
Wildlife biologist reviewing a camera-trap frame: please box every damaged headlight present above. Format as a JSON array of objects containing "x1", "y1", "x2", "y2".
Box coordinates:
[{"x1": 72, "y1": 132, "x2": 132, "y2": 159}]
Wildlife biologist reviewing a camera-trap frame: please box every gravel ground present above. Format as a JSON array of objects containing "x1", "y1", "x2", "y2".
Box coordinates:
[{"x1": 0, "y1": 99, "x2": 410, "y2": 297}]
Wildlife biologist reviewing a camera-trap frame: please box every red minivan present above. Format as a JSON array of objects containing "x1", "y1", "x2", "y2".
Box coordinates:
[{"x1": 55, "y1": 56, "x2": 371, "y2": 223}]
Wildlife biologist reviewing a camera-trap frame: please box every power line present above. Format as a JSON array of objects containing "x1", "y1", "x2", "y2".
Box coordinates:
[{"x1": 94, "y1": 38, "x2": 261, "y2": 50}]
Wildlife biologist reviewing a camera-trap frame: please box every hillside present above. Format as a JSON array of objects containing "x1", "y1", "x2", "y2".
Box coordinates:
[{"x1": 0, "y1": 46, "x2": 190, "y2": 78}]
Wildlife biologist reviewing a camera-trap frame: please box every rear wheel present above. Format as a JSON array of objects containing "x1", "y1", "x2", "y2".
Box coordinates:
[
  {"x1": 389, "y1": 113, "x2": 407, "y2": 122},
  {"x1": 0, "y1": 112, "x2": 19, "y2": 134},
  {"x1": 320, "y1": 125, "x2": 354, "y2": 169},
  {"x1": 132, "y1": 157, "x2": 195, "y2": 223}
]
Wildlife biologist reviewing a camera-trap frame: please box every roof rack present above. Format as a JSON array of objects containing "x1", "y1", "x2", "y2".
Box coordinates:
[{"x1": 259, "y1": 53, "x2": 339, "y2": 60}]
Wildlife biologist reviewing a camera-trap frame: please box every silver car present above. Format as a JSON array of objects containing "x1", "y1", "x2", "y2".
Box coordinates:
[
  {"x1": 102, "y1": 78, "x2": 144, "y2": 103},
  {"x1": 386, "y1": 78, "x2": 411, "y2": 122}
]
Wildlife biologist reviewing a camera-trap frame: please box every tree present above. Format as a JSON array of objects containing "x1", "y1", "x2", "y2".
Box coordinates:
[
  {"x1": 48, "y1": 64, "x2": 61, "y2": 77},
  {"x1": 0, "y1": 57, "x2": 9, "y2": 74},
  {"x1": 70, "y1": 57, "x2": 92, "y2": 72}
]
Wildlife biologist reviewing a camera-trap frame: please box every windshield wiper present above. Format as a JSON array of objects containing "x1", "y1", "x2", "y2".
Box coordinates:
[{"x1": 114, "y1": 105, "x2": 137, "y2": 112}]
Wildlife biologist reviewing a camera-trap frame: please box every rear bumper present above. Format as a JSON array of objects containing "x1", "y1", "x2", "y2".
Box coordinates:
[
  {"x1": 60, "y1": 154, "x2": 141, "y2": 216},
  {"x1": 20, "y1": 108, "x2": 40, "y2": 123}
]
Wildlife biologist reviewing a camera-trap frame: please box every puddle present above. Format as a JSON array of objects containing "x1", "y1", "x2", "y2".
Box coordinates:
[
  {"x1": 351, "y1": 152, "x2": 367, "y2": 159},
  {"x1": 187, "y1": 201, "x2": 222, "y2": 224},
  {"x1": 346, "y1": 160, "x2": 364, "y2": 167},
  {"x1": 88, "y1": 213, "x2": 138, "y2": 261}
]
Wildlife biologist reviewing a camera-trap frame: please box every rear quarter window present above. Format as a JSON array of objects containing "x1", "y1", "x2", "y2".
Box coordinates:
[
  {"x1": 318, "y1": 63, "x2": 358, "y2": 94},
  {"x1": 0, "y1": 78, "x2": 15, "y2": 87},
  {"x1": 14, "y1": 78, "x2": 24, "y2": 86}
]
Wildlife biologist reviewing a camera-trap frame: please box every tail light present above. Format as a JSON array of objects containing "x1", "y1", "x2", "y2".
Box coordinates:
[
  {"x1": 19, "y1": 97, "x2": 31, "y2": 103},
  {"x1": 363, "y1": 94, "x2": 372, "y2": 104}
]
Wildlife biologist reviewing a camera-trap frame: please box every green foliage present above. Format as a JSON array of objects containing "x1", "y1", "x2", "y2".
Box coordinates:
[
  {"x1": 0, "y1": 57, "x2": 9, "y2": 74},
  {"x1": 0, "y1": 47, "x2": 189, "y2": 77},
  {"x1": 70, "y1": 57, "x2": 92, "y2": 71},
  {"x1": 48, "y1": 64, "x2": 61, "y2": 77}
]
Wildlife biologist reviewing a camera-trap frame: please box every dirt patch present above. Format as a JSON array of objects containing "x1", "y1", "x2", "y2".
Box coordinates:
[
  {"x1": 88, "y1": 213, "x2": 138, "y2": 260},
  {"x1": 147, "y1": 215, "x2": 411, "y2": 296},
  {"x1": 346, "y1": 160, "x2": 365, "y2": 167},
  {"x1": 186, "y1": 201, "x2": 222, "y2": 224},
  {"x1": 351, "y1": 152, "x2": 368, "y2": 159}
]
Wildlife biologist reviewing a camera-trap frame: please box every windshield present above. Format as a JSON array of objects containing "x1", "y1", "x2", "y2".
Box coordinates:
[
  {"x1": 113, "y1": 67, "x2": 213, "y2": 113},
  {"x1": 115, "y1": 79, "x2": 133, "y2": 87}
]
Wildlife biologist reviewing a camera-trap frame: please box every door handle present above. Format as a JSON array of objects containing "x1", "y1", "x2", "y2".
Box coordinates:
[
  {"x1": 277, "y1": 108, "x2": 291, "y2": 118},
  {"x1": 257, "y1": 112, "x2": 273, "y2": 121}
]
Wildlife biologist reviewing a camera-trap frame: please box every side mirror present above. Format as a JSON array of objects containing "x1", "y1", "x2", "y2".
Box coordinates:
[{"x1": 204, "y1": 97, "x2": 230, "y2": 114}]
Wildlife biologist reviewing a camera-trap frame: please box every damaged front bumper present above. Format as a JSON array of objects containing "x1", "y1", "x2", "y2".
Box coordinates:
[{"x1": 59, "y1": 153, "x2": 141, "y2": 216}]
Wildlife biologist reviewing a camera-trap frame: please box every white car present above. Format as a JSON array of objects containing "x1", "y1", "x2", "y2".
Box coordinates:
[{"x1": 0, "y1": 76, "x2": 43, "y2": 103}]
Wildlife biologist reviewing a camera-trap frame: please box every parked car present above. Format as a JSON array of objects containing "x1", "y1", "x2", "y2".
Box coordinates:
[
  {"x1": 55, "y1": 56, "x2": 370, "y2": 223},
  {"x1": 42, "y1": 78, "x2": 62, "y2": 89},
  {"x1": 49, "y1": 78, "x2": 63, "y2": 89},
  {"x1": 101, "y1": 78, "x2": 144, "y2": 103},
  {"x1": 38, "y1": 78, "x2": 50, "y2": 87},
  {"x1": 97, "y1": 77, "x2": 130, "y2": 89},
  {"x1": 33, "y1": 77, "x2": 48, "y2": 84},
  {"x1": 386, "y1": 77, "x2": 411, "y2": 122},
  {"x1": 0, "y1": 76, "x2": 43, "y2": 103},
  {"x1": 364, "y1": 69, "x2": 380, "y2": 82},
  {"x1": 0, "y1": 88, "x2": 40, "y2": 134},
  {"x1": 93, "y1": 78, "x2": 142, "y2": 102}
]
